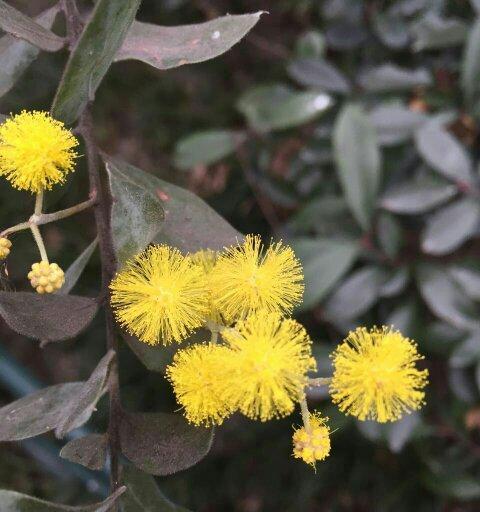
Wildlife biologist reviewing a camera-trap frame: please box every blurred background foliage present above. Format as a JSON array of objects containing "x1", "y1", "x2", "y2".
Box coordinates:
[{"x1": 2, "y1": 0, "x2": 480, "y2": 510}]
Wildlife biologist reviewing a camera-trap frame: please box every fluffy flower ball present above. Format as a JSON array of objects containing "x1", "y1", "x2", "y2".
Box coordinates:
[
  {"x1": 330, "y1": 326, "x2": 428, "y2": 423},
  {"x1": 210, "y1": 235, "x2": 304, "y2": 323},
  {"x1": 0, "y1": 111, "x2": 78, "y2": 193},
  {"x1": 292, "y1": 412, "x2": 331, "y2": 466},
  {"x1": 28, "y1": 261, "x2": 64, "y2": 294},
  {"x1": 0, "y1": 237, "x2": 11, "y2": 259},
  {"x1": 110, "y1": 245, "x2": 209, "y2": 345}
]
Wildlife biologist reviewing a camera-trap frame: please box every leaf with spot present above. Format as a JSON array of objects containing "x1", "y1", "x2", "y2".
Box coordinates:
[{"x1": 60, "y1": 433, "x2": 108, "y2": 471}]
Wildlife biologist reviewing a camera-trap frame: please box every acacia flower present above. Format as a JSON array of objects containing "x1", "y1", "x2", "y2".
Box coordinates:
[
  {"x1": 28, "y1": 261, "x2": 64, "y2": 294},
  {"x1": 166, "y1": 343, "x2": 235, "y2": 426},
  {"x1": 0, "y1": 237, "x2": 11, "y2": 259},
  {"x1": 292, "y1": 412, "x2": 331, "y2": 466},
  {"x1": 0, "y1": 111, "x2": 78, "y2": 193},
  {"x1": 330, "y1": 326, "x2": 428, "y2": 423},
  {"x1": 222, "y1": 310, "x2": 316, "y2": 421},
  {"x1": 110, "y1": 245, "x2": 209, "y2": 345},
  {"x1": 211, "y1": 235, "x2": 304, "y2": 323}
]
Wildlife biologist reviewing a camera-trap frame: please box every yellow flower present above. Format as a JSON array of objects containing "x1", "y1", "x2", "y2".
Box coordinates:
[
  {"x1": 110, "y1": 245, "x2": 209, "y2": 345},
  {"x1": 190, "y1": 249, "x2": 222, "y2": 325},
  {"x1": 211, "y1": 235, "x2": 304, "y2": 323},
  {"x1": 28, "y1": 261, "x2": 64, "y2": 294},
  {"x1": 166, "y1": 343, "x2": 235, "y2": 426},
  {"x1": 222, "y1": 310, "x2": 316, "y2": 421},
  {"x1": 292, "y1": 412, "x2": 331, "y2": 466},
  {"x1": 0, "y1": 237, "x2": 11, "y2": 259},
  {"x1": 0, "y1": 111, "x2": 78, "y2": 193},
  {"x1": 330, "y1": 326, "x2": 428, "y2": 423}
]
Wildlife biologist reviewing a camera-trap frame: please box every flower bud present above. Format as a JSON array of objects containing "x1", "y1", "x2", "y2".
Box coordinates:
[
  {"x1": 0, "y1": 237, "x2": 11, "y2": 259},
  {"x1": 28, "y1": 261, "x2": 64, "y2": 294}
]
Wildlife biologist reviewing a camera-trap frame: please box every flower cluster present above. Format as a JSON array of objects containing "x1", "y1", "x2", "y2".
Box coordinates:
[
  {"x1": 110, "y1": 236, "x2": 429, "y2": 468},
  {"x1": 27, "y1": 262, "x2": 65, "y2": 294},
  {"x1": 0, "y1": 237, "x2": 11, "y2": 260}
]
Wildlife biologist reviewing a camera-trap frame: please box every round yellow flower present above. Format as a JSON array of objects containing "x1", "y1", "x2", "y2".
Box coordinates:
[
  {"x1": 222, "y1": 310, "x2": 316, "y2": 421},
  {"x1": 330, "y1": 326, "x2": 428, "y2": 423},
  {"x1": 0, "y1": 111, "x2": 78, "y2": 193},
  {"x1": 28, "y1": 261, "x2": 65, "y2": 294},
  {"x1": 166, "y1": 343, "x2": 235, "y2": 426},
  {"x1": 110, "y1": 245, "x2": 209, "y2": 345},
  {"x1": 211, "y1": 235, "x2": 304, "y2": 323},
  {"x1": 0, "y1": 237, "x2": 11, "y2": 259},
  {"x1": 190, "y1": 249, "x2": 222, "y2": 325},
  {"x1": 292, "y1": 412, "x2": 331, "y2": 466}
]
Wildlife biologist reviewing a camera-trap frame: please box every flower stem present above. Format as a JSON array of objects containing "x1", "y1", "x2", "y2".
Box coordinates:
[
  {"x1": 308, "y1": 377, "x2": 332, "y2": 387},
  {"x1": 300, "y1": 397, "x2": 311, "y2": 432},
  {"x1": 34, "y1": 189, "x2": 44, "y2": 216},
  {"x1": 30, "y1": 224, "x2": 48, "y2": 262}
]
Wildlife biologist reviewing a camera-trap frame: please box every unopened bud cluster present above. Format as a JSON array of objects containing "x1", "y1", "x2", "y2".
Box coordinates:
[
  {"x1": 28, "y1": 261, "x2": 64, "y2": 294},
  {"x1": 0, "y1": 237, "x2": 11, "y2": 259},
  {"x1": 292, "y1": 414, "x2": 331, "y2": 466}
]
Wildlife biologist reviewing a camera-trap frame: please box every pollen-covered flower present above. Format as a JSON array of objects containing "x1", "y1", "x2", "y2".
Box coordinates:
[
  {"x1": 190, "y1": 249, "x2": 222, "y2": 325},
  {"x1": 330, "y1": 326, "x2": 428, "y2": 423},
  {"x1": 0, "y1": 237, "x2": 11, "y2": 259},
  {"x1": 110, "y1": 245, "x2": 209, "y2": 345},
  {"x1": 210, "y1": 235, "x2": 304, "y2": 323},
  {"x1": 292, "y1": 412, "x2": 331, "y2": 466},
  {"x1": 28, "y1": 261, "x2": 64, "y2": 294},
  {"x1": 222, "y1": 310, "x2": 316, "y2": 421},
  {"x1": 0, "y1": 111, "x2": 78, "y2": 193},
  {"x1": 166, "y1": 343, "x2": 235, "y2": 426}
]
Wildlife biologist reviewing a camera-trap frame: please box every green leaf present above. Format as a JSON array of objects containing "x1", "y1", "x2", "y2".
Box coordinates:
[
  {"x1": 0, "y1": 5, "x2": 60, "y2": 98},
  {"x1": 376, "y1": 212, "x2": 402, "y2": 259},
  {"x1": 386, "y1": 413, "x2": 420, "y2": 453},
  {"x1": 104, "y1": 155, "x2": 241, "y2": 256},
  {"x1": 422, "y1": 474, "x2": 480, "y2": 500},
  {"x1": 121, "y1": 466, "x2": 190, "y2": 512},
  {"x1": 411, "y1": 13, "x2": 468, "y2": 51},
  {"x1": 416, "y1": 263, "x2": 480, "y2": 331},
  {"x1": 0, "y1": 487, "x2": 125, "y2": 511},
  {"x1": 60, "y1": 433, "x2": 108, "y2": 471},
  {"x1": 59, "y1": 238, "x2": 98, "y2": 295},
  {"x1": 333, "y1": 104, "x2": 381, "y2": 230},
  {"x1": 373, "y1": 10, "x2": 409, "y2": 49},
  {"x1": 291, "y1": 237, "x2": 360, "y2": 309},
  {"x1": 0, "y1": 0, "x2": 64, "y2": 52},
  {"x1": 287, "y1": 58, "x2": 350, "y2": 93},
  {"x1": 380, "y1": 267, "x2": 409, "y2": 298},
  {"x1": 115, "y1": 12, "x2": 264, "y2": 70},
  {"x1": 381, "y1": 172, "x2": 457, "y2": 214},
  {"x1": 358, "y1": 64, "x2": 431, "y2": 92},
  {"x1": 415, "y1": 121, "x2": 473, "y2": 183},
  {"x1": 449, "y1": 265, "x2": 480, "y2": 301},
  {"x1": 55, "y1": 351, "x2": 114, "y2": 438},
  {"x1": 449, "y1": 332, "x2": 480, "y2": 368},
  {"x1": 421, "y1": 198, "x2": 480, "y2": 255},
  {"x1": 119, "y1": 411, "x2": 214, "y2": 476},
  {"x1": 237, "y1": 84, "x2": 333, "y2": 132},
  {"x1": 0, "y1": 292, "x2": 98, "y2": 344},
  {"x1": 462, "y1": 17, "x2": 480, "y2": 106},
  {"x1": 51, "y1": 0, "x2": 141, "y2": 124},
  {"x1": 174, "y1": 130, "x2": 245, "y2": 170},
  {"x1": 295, "y1": 30, "x2": 325, "y2": 58}
]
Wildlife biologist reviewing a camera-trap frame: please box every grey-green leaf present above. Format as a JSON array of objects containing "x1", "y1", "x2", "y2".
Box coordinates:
[
  {"x1": 291, "y1": 237, "x2": 360, "y2": 309},
  {"x1": 333, "y1": 104, "x2": 381, "y2": 230},
  {"x1": 60, "y1": 433, "x2": 108, "y2": 471},
  {"x1": 0, "y1": 487, "x2": 125, "y2": 512},
  {"x1": 0, "y1": 5, "x2": 60, "y2": 98},
  {"x1": 449, "y1": 265, "x2": 480, "y2": 301},
  {"x1": 59, "y1": 238, "x2": 98, "y2": 295},
  {"x1": 174, "y1": 130, "x2": 245, "y2": 170},
  {"x1": 462, "y1": 17, "x2": 480, "y2": 105},
  {"x1": 287, "y1": 58, "x2": 350, "y2": 93},
  {"x1": 415, "y1": 121, "x2": 473, "y2": 184},
  {"x1": 0, "y1": 292, "x2": 98, "y2": 344},
  {"x1": 121, "y1": 466, "x2": 191, "y2": 512},
  {"x1": 51, "y1": 0, "x2": 141, "y2": 124},
  {"x1": 411, "y1": 13, "x2": 468, "y2": 51},
  {"x1": 0, "y1": 0, "x2": 64, "y2": 52},
  {"x1": 449, "y1": 332, "x2": 480, "y2": 368},
  {"x1": 104, "y1": 155, "x2": 241, "y2": 255},
  {"x1": 237, "y1": 84, "x2": 333, "y2": 132},
  {"x1": 358, "y1": 63, "x2": 431, "y2": 92},
  {"x1": 115, "y1": 12, "x2": 264, "y2": 70},
  {"x1": 119, "y1": 411, "x2": 214, "y2": 475},
  {"x1": 386, "y1": 413, "x2": 420, "y2": 453},
  {"x1": 55, "y1": 350, "x2": 114, "y2": 438},
  {"x1": 421, "y1": 198, "x2": 480, "y2": 255}
]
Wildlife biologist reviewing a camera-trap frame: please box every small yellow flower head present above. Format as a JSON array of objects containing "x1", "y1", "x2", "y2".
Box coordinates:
[
  {"x1": 330, "y1": 326, "x2": 428, "y2": 423},
  {"x1": 0, "y1": 237, "x2": 11, "y2": 259},
  {"x1": 211, "y1": 235, "x2": 304, "y2": 323},
  {"x1": 222, "y1": 310, "x2": 316, "y2": 421},
  {"x1": 0, "y1": 111, "x2": 78, "y2": 193},
  {"x1": 110, "y1": 245, "x2": 209, "y2": 345},
  {"x1": 190, "y1": 249, "x2": 222, "y2": 324},
  {"x1": 28, "y1": 261, "x2": 64, "y2": 294},
  {"x1": 166, "y1": 343, "x2": 235, "y2": 426},
  {"x1": 292, "y1": 412, "x2": 331, "y2": 466}
]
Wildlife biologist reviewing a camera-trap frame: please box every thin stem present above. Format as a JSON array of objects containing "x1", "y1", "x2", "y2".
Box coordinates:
[
  {"x1": 210, "y1": 330, "x2": 218, "y2": 343},
  {"x1": 308, "y1": 377, "x2": 332, "y2": 387},
  {"x1": 34, "y1": 189, "x2": 44, "y2": 216},
  {"x1": 30, "y1": 224, "x2": 48, "y2": 262},
  {"x1": 0, "y1": 221, "x2": 31, "y2": 237},
  {"x1": 300, "y1": 397, "x2": 311, "y2": 432}
]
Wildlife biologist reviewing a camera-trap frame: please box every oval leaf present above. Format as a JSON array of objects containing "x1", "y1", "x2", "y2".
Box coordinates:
[
  {"x1": 51, "y1": 0, "x2": 141, "y2": 124},
  {"x1": 0, "y1": 292, "x2": 98, "y2": 344},
  {"x1": 462, "y1": 17, "x2": 480, "y2": 105},
  {"x1": 115, "y1": 12, "x2": 264, "y2": 69},
  {"x1": 333, "y1": 104, "x2": 381, "y2": 230},
  {"x1": 119, "y1": 411, "x2": 214, "y2": 476},
  {"x1": 59, "y1": 238, "x2": 98, "y2": 295},
  {"x1": 358, "y1": 63, "x2": 431, "y2": 92},
  {"x1": 287, "y1": 58, "x2": 350, "y2": 93},
  {"x1": 412, "y1": 13, "x2": 468, "y2": 51},
  {"x1": 60, "y1": 433, "x2": 108, "y2": 471}
]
